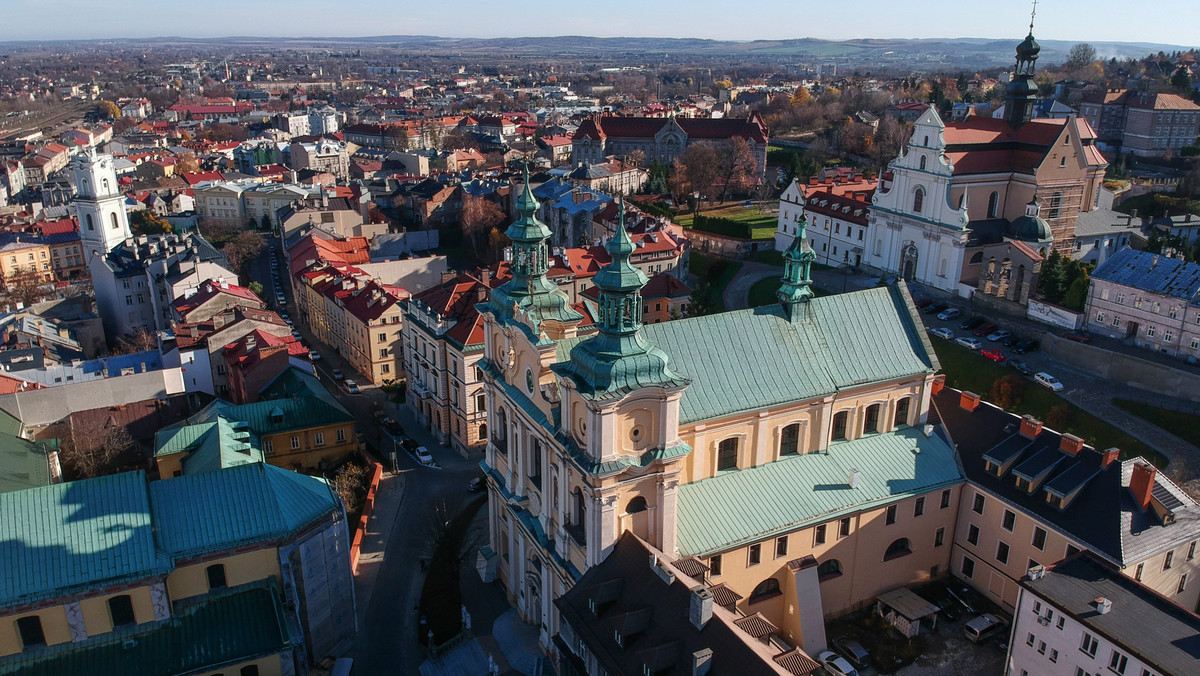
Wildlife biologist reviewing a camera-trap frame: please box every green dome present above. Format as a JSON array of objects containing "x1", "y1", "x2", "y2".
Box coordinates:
[
  {"x1": 1016, "y1": 33, "x2": 1040, "y2": 60},
  {"x1": 1012, "y1": 199, "x2": 1052, "y2": 243}
]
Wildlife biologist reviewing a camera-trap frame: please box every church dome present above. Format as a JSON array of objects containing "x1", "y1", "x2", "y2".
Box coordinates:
[
  {"x1": 1011, "y1": 198, "x2": 1052, "y2": 243},
  {"x1": 1016, "y1": 33, "x2": 1041, "y2": 61}
]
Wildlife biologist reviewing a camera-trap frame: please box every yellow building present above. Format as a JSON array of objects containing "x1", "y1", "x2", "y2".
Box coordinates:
[
  {"x1": 0, "y1": 463, "x2": 355, "y2": 673},
  {"x1": 0, "y1": 239, "x2": 54, "y2": 289},
  {"x1": 478, "y1": 179, "x2": 958, "y2": 665}
]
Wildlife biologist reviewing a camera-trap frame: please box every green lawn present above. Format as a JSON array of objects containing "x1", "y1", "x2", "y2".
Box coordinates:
[
  {"x1": 690, "y1": 252, "x2": 743, "y2": 314},
  {"x1": 1113, "y1": 399, "x2": 1200, "y2": 444},
  {"x1": 747, "y1": 274, "x2": 829, "y2": 307},
  {"x1": 930, "y1": 339, "x2": 1169, "y2": 468},
  {"x1": 676, "y1": 204, "x2": 778, "y2": 240}
]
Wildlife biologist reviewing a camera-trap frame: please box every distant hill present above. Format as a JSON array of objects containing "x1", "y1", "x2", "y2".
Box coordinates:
[{"x1": 2, "y1": 34, "x2": 1192, "y2": 69}]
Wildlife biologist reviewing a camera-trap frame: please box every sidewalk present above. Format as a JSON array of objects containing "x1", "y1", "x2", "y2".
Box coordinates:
[{"x1": 353, "y1": 470, "x2": 407, "y2": 628}]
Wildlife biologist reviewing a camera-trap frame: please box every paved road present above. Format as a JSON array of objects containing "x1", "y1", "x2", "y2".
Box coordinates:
[{"x1": 723, "y1": 262, "x2": 779, "y2": 311}]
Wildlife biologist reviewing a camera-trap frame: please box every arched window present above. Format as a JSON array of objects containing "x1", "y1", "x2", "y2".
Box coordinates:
[
  {"x1": 625, "y1": 496, "x2": 648, "y2": 514},
  {"x1": 780, "y1": 423, "x2": 801, "y2": 456},
  {"x1": 893, "y1": 398, "x2": 911, "y2": 427},
  {"x1": 912, "y1": 187, "x2": 924, "y2": 214},
  {"x1": 102, "y1": 178, "x2": 110, "y2": 193},
  {"x1": 938, "y1": 257, "x2": 948, "y2": 277},
  {"x1": 919, "y1": 155, "x2": 927, "y2": 170},
  {"x1": 832, "y1": 411, "x2": 849, "y2": 441},
  {"x1": 479, "y1": 423, "x2": 487, "y2": 440},
  {"x1": 717, "y1": 438, "x2": 739, "y2": 472},
  {"x1": 110, "y1": 212, "x2": 120, "y2": 230},
  {"x1": 884, "y1": 538, "x2": 913, "y2": 561},
  {"x1": 495, "y1": 408, "x2": 508, "y2": 452},
  {"x1": 863, "y1": 404, "x2": 881, "y2": 434},
  {"x1": 987, "y1": 191, "x2": 999, "y2": 218},
  {"x1": 923, "y1": 135, "x2": 929, "y2": 146},
  {"x1": 571, "y1": 488, "x2": 587, "y2": 543},
  {"x1": 529, "y1": 440, "x2": 543, "y2": 490},
  {"x1": 969, "y1": 251, "x2": 984, "y2": 264},
  {"x1": 817, "y1": 559, "x2": 843, "y2": 581},
  {"x1": 749, "y1": 577, "x2": 781, "y2": 601},
  {"x1": 84, "y1": 214, "x2": 94, "y2": 231}
]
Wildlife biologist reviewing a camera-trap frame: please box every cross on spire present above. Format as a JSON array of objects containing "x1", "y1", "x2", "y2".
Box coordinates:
[{"x1": 1029, "y1": 0, "x2": 1038, "y2": 35}]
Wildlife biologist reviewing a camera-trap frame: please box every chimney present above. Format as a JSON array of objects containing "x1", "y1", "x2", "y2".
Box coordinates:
[
  {"x1": 1059, "y1": 433, "x2": 1085, "y2": 456},
  {"x1": 245, "y1": 335, "x2": 256, "y2": 351},
  {"x1": 480, "y1": 269, "x2": 491, "y2": 287},
  {"x1": 688, "y1": 586, "x2": 713, "y2": 630},
  {"x1": 1129, "y1": 461, "x2": 1156, "y2": 511},
  {"x1": 441, "y1": 271, "x2": 456, "y2": 284},
  {"x1": 189, "y1": 325, "x2": 198, "y2": 339},
  {"x1": 1101, "y1": 447, "x2": 1121, "y2": 467},
  {"x1": 847, "y1": 470, "x2": 861, "y2": 489},
  {"x1": 959, "y1": 390, "x2": 981, "y2": 412},
  {"x1": 1019, "y1": 415, "x2": 1043, "y2": 439},
  {"x1": 1094, "y1": 597, "x2": 1113, "y2": 615},
  {"x1": 650, "y1": 554, "x2": 676, "y2": 586},
  {"x1": 692, "y1": 649, "x2": 714, "y2": 676},
  {"x1": 1131, "y1": 209, "x2": 1138, "y2": 220},
  {"x1": 931, "y1": 374, "x2": 946, "y2": 395}
]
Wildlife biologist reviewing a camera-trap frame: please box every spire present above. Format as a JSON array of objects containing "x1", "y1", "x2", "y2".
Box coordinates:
[
  {"x1": 777, "y1": 214, "x2": 815, "y2": 319},
  {"x1": 1006, "y1": 1, "x2": 1041, "y2": 129}
]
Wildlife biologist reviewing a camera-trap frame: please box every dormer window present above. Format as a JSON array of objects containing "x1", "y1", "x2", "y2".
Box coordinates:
[{"x1": 1015, "y1": 476, "x2": 1032, "y2": 493}]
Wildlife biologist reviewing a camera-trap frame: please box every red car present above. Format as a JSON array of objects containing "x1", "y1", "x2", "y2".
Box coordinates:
[
  {"x1": 1065, "y1": 331, "x2": 1091, "y2": 343},
  {"x1": 973, "y1": 322, "x2": 998, "y2": 337},
  {"x1": 981, "y1": 348, "x2": 1006, "y2": 363}
]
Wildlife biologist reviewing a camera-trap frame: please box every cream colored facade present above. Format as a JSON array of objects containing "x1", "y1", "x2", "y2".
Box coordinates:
[
  {"x1": 404, "y1": 306, "x2": 489, "y2": 455},
  {"x1": 294, "y1": 268, "x2": 406, "y2": 384},
  {"x1": 0, "y1": 240, "x2": 54, "y2": 288}
]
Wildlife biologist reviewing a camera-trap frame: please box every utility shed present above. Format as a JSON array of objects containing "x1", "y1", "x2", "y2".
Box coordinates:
[{"x1": 875, "y1": 587, "x2": 940, "y2": 637}]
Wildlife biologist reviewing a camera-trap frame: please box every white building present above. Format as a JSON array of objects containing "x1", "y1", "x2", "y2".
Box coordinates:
[
  {"x1": 308, "y1": 106, "x2": 339, "y2": 135},
  {"x1": 1008, "y1": 554, "x2": 1200, "y2": 676},
  {"x1": 776, "y1": 175, "x2": 877, "y2": 268},
  {"x1": 276, "y1": 112, "x2": 311, "y2": 137},
  {"x1": 867, "y1": 108, "x2": 970, "y2": 295}
]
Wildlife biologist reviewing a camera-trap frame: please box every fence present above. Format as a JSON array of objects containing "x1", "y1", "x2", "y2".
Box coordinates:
[{"x1": 349, "y1": 461, "x2": 384, "y2": 575}]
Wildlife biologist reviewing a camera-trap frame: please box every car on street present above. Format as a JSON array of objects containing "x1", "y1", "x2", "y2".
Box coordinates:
[
  {"x1": 1008, "y1": 360, "x2": 1033, "y2": 375},
  {"x1": 1001, "y1": 333, "x2": 1023, "y2": 347},
  {"x1": 959, "y1": 317, "x2": 985, "y2": 331},
  {"x1": 937, "y1": 307, "x2": 962, "y2": 320},
  {"x1": 831, "y1": 637, "x2": 871, "y2": 671},
  {"x1": 384, "y1": 419, "x2": 404, "y2": 437},
  {"x1": 963, "y1": 614, "x2": 1007, "y2": 643},
  {"x1": 1034, "y1": 372, "x2": 1064, "y2": 391},
  {"x1": 930, "y1": 327, "x2": 954, "y2": 340},
  {"x1": 344, "y1": 379, "x2": 360, "y2": 394},
  {"x1": 973, "y1": 322, "x2": 998, "y2": 337},
  {"x1": 914, "y1": 298, "x2": 932, "y2": 309},
  {"x1": 331, "y1": 368, "x2": 343, "y2": 380},
  {"x1": 468, "y1": 476, "x2": 486, "y2": 492},
  {"x1": 922, "y1": 302, "x2": 948, "y2": 315},
  {"x1": 956, "y1": 336, "x2": 982, "y2": 350},
  {"x1": 402, "y1": 437, "x2": 420, "y2": 453},
  {"x1": 987, "y1": 329, "x2": 1012, "y2": 342},
  {"x1": 980, "y1": 348, "x2": 1006, "y2": 363},
  {"x1": 308, "y1": 350, "x2": 321, "y2": 361},
  {"x1": 1013, "y1": 338, "x2": 1040, "y2": 354},
  {"x1": 1065, "y1": 330, "x2": 1091, "y2": 343},
  {"x1": 414, "y1": 446, "x2": 434, "y2": 466},
  {"x1": 817, "y1": 650, "x2": 859, "y2": 676}
]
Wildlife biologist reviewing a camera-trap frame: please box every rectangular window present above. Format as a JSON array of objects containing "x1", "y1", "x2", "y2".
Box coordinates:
[
  {"x1": 914, "y1": 496, "x2": 925, "y2": 517},
  {"x1": 972, "y1": 493, "x2": 986, "y2": 514},
  {"x1": 1026, "y1": 632, "x2": 1035, "y2": 646},
  {"x1": 1002, "y1": 509, "x2": 1016, "y2": 532},
  {"x1": 1189, "y1": 541, "x2": 1196, "y2": 560},
  {"x1": 748, "y1": 544, "x2": 761, "y2": 566},
  {"x1": 314, "y1": 432, "x2": 324, "y2": 446},
  {"x1": 1038, "y1": 640, "x2": 1047, "y2": 655},
  {"x1": 1057, "y1": 616, "x2": 1065, "y2": 630},
  {"x1": 15, "y1": 616, "x2": 45, "y2": 649},
  {"x1": 1032, "y1": 527, "x2": 1047, "y2": 551},
  {"x1": 839, "y1": 517, "x2": 851, "y2": 538},
  {"x1": 264, "y1": 440, "x2": 273, "y2": 454},
  {"x1": 1109, "y1": 650, "x2": 1128, "y2": 674},
  {"x1": 1179, "y1": 573, "x2": 1188, "y2": 594},
  {"x1": 813, "y1": 525, "x2": 826, "y2": 546},
  {"x1": 1080, "y1": 632, "x2": 1098, "y2": 657},
  {"x1": 1136, "y1": 563, "x2": 1144, "y2": 581},
  {"x1": 777, "y1": 535, "x2": 789, "y2": 558},
  {"x1": 935, "y1": 527, "x2": 945, "y2": 547},
  {"x1": 996, "y1": 541, "x2": 1010, "y2": 565},
  {"x1": 886, "y1": 504, "x2": 897, "y2": 525},
  {"x1": 967, "y1": 524, "x2": 980, "y2": 546},
  {"x1": 290, "y1": 436, "x2": 300, "y2": 450},
  {"x1": 1050, "y1": 649, "x2": 1059, "y2": 663},
  {"x1": 961, "y1": 556, "x2": 975, "y2": 579},
  {"x1": 1165, "y1": 551, "x2": 1175, "y2": 570},
  {"x1": 941, "y1": 489, "x2": 951, "y2": 509},
  {"x1": 337, "y1": 429, "x2": 346, "y2": 442},
  {"x1": 207, "y1": 563, "x2": 227, "y2": 589},
  {"x1": 709, "y1": 555, "x2": 722, "y2": 576},
  {"x1": 108, "y1": 595, "x2": 136, "y2": 627},
  {"x1": 379, "y1": 332, "x2": 387, "y2": 341}
]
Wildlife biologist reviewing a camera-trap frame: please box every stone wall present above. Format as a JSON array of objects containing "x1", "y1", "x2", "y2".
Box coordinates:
[{"x1": 1041, "y1": 336, "x2": 1200, "y2": 404}]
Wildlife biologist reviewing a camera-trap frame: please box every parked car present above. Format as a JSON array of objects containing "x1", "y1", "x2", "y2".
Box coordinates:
[
  {"x1": 922, "y1": 302, "x2": 948, "y2": 315},
  {"x1": 384, "y1": 419, "x2": 404, "y2": 437},
  {"x1": 973, "y1": 322, "x2": 998, "y2": 337},
  {"x1": 308, "y1": 350, "x2": 321, "y2": 361},
  {"x1": 930, "y1": 327, "x2": 954, "y2": 340},
  {"x1": 914, "y1": 298, "x2": 933, "y2": 309},
  {"x1": 963, "y1": 614, "x2": 1007, "y2": 643},
  {"x1": 414, "y1": 446, "x2": 434, "y2": 466},
  {"x1": 1013, "y1": 338, "x2": 1040, "y2": 354},
  {"x1": 956, "y1": 337, "x2": 983, "y2": 350},
  {"x1": 1001, "y1": 333, "x2": 1023, "y2": 347},
  {"x1": 402, "y1": 437, "x2": 420, "y2": 452},
  {"x1": 331, "y1": 368, "x2": 344, "y2": 380},
  {"x1": 1035, "y1": 372, "x2": 1064, "y2": 391},
  {"x1": 817, "y1": 650, "x2": 859, "y2": 676},
  {"x1": 1008, "y1": 360, "x2": 1033, "y2": 375},
  {"x1": 831, "y1": 637, "x2": 871, "y2": 671},
  {"x1": 1065, "y1": 330, "x2": 1091, "y2": 343},
  {"x1": 959, "y1": 316, "x2": 985, "y2": 331},
  {"x1": 937, "y1": 307, "x2": 962, "y2": 320},
  {"x1": 986, "y1": 329, "x2": 1011, "y2": 342},
  {"x1": 468, "y1": 476, "x2": 486, "y2": 493},
  {"x1": 980, "y1": 348, "x2": 1006, "y2": 363},
  {"x1": 344, "y1": 379, "x2": 360, "y2": 394}
]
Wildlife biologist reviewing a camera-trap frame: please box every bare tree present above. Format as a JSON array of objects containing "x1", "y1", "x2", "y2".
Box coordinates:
[
  {"x1": 63, "y1": 416, "x2": 134, "y2": 479},
  {"x1": 1067, "y1": 43, "x2": 1098, "y2": 72},
  {"x1": 333, "y1": 462, "x2": 371, "y2": 513},
  {"x1": 221, "y1": 231, "x2": 266, "y2": 280},
  {"x1": 670, "y1": 143, "x2": 720, "y2": 204},
  {"x1": 714, "y1": 137, "x2": 758, "y2": 202},
  {"x1": 3, "y1": 268, "x2": 53, "y2": 308},
  {"x1": 113, "y1": 328, "x2": 158, "y2": 355},
  {"x1": 459, "y1": 195, "x2": 506, "y2": 263}
]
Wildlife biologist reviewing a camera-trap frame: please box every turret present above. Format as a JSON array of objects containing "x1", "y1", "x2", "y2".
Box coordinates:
[{"x1": 778, "y1": 214, "x2": 816, "y2": 320}]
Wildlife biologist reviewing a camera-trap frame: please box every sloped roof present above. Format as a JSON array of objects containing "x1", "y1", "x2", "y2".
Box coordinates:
[
  {"x1": 172, "y1": 278, "x2": 263, "y2": 318},
  {"x1": 676, "y1": 426, "x2": 961, "y2": 556},
  {"x1": 1091, "y1": 247, "x2": 1200, "y2": 305},
  {"x1": 640, "y1": 284, "x2": 937, "y2": 424},
  {"x1": 0, "y1": 470, "x2": 171, "y2": 608},
  {"x1": 0, "y1": 409, "x2": 48, "y2": 494},
  {"x1": 149, "y1": 462, "x2": 337, "y2": 558}
]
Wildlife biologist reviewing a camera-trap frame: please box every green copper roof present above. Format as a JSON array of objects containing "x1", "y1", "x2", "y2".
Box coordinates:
[
  {"x1": 777, "y1": 215, "x2": 816, "y2": 314},
  {"x1": 181, "y1": 418, "x2": 264, "y2": 475},
  {"x1": 640, "y1": 284, "x2": 937, "y2": 424},
  {"x1": 0, "y1": 409, "x2": 49, "y2": 494},
  {"x1": 676, "y1": 426, "x2": 961, "y2": 556},
  {"x1": 506, "y1": 163, "x2": 552, "y2": 243},
  {"x1": 149, "y1": 462, "x2": 339, "y2": 558},
  {"x1": 0, "y1": 470, "x2": 171, "y2": 608},
  {"x1": 0, "y1": 582, "x2": 291, "y2": 676}
]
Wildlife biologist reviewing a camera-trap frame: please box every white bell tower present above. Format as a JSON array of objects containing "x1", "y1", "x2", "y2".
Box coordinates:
[{"x1": 72, "y1": 149, "x2": 131, "y2": 258}]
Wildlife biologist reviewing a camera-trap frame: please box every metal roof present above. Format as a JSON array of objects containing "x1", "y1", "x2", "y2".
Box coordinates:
[
  {"x1": 876, "y1": 587, "x2": 940, "y2": 620},
  {"x1": 0, "y1": 470, "x2": 171, "y2": 608},
  {"x1": 641, "y1": 284, "x2": 937, "y2": 424},
  {"x1": 676, "y1": 426, "x2": 962, "y2": 557},
  {"x1": 1091, "y1": 247, "x2": 1200, "y2": 305}
]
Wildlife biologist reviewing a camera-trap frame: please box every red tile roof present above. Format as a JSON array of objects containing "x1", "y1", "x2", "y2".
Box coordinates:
[
  {"x1": 172, "y1": 279, "x2": 264, "y2": 317},
  {"x1": 180, "y1": 170, "x2": 224, "y2": 186},
  {"x1": 573, "y1": 114, "x2": 767, "y2": 144}
]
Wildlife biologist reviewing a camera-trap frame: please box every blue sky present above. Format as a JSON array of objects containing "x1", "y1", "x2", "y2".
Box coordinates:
[{"x1": 0, "y1": 0, "x2": 1194, "y2": 46}]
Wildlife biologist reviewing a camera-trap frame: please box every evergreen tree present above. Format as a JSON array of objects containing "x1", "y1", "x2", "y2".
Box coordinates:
[
  {"x1": 1172, "y1": 65, "x2": 1192, "y2": 92},
  {"x1": 1038, "y1": 250, "x2": 1067, "y2": 302},
  {"x1": 1061, "y1": 266, "x2": 1091, "y2": 311}
]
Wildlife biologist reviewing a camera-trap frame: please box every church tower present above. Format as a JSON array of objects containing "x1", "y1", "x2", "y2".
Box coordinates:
[
  {"x1": 72, "y1": 149, "x2": 132, "y2": 259},
  {"x1": 1005, "y1": 13, "x2": 1041, "y2": 129},
  {"x1": 777, "y1": 213, "x2": 815, "y2": 319}
]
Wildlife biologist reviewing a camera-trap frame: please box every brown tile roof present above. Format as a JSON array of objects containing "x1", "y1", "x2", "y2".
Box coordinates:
[
  {"x1": 773, "y1": 648, "x2": 822, "y2": 675},
  {"x1": 671, "y1": 556, "x2": 709, "y2": 579},
  {"x1": 574, "y1": 114, "x2": 768, "y2": 144},
  {"x1": 709, "y1": 583, "x2": 743, "y2": 607},
  {"x1": 733, "y1": 612, "x2": 778, "y2": 639}
]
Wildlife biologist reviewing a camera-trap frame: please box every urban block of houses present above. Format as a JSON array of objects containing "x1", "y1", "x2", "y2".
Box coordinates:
[
  {"x1": 1081, "y1": 89, "x2": 1200, "y2": 158},
  {"x1": 775, "y1": 174, "x2": 877, "y2": 269},
  {"x1": 165, "y1": 306, "x2": 294, "y2": 398}
]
